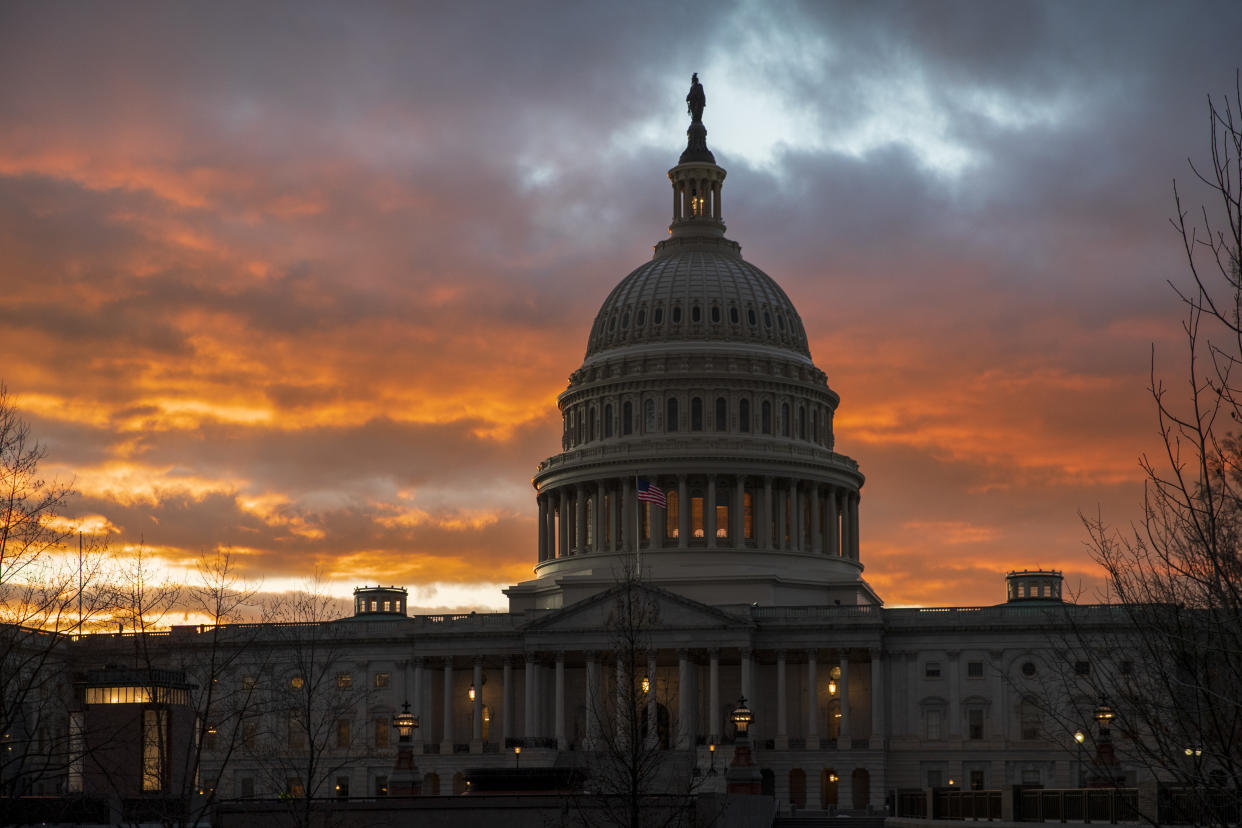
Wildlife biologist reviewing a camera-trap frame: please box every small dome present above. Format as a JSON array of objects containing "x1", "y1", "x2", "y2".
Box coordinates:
[{"x1": 584, "y1": 245, "x2": 811, "y2": 360}]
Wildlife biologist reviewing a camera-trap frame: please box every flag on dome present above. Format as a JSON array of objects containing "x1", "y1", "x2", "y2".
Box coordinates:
[{"x1": 637, "y1": 479, "x2": 666, "y2": 508}]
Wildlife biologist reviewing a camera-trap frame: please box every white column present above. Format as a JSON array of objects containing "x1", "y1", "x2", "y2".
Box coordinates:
[
  {"x1": 807, "y1": 650, "x2": 819, "y2": 750},
  {"x1": 585, "y1": 651, "x2": 599, "y2": 750},
  {"x1": 677, "y1": 649, "x2": 693, "y2": 749},
  {"x1": 471, "y1": 657, "x2": 483, "y2": 752},
  {"x1": 791, "y1": 481, "x2": 802, "y2": 550},
  {"x1": 776, "y1": 650, "x2": 788, "y2": 749},
  {"x1": 537, "y1": 495, "x2": 548, "y2": 561},
  {"x1": 647, "y1": 652, "x2": 658, "y2": 747},
  {"x1": 776, "y1": 482, "x2": 787, "y2": 549},
  {"x1": 555, "y1": 652, "x2": 567, "y2": 750},
  {"x1": 412, "y1": 657, "x2": 425, "y2": 750},
  {"x1": 501, "y1": 657, "x2": 512, "y2": 747},
  {"x1": 826, "y1": 487, "x2": 839, "y2": 556},
  {"x1": 558, "y1": 489, "x2": 569, "y2": 558},
  {"x1": 837, "y1": 653, "x2": 851, "y2": 749},
  {"x1": 524, "y1": 653, "x2": 537, "y2": 740},
  {"x1": 677, "y1": 475, "x2": 689, "y2": 548},
  {"x1": 595, "y1": 481, "x2": 606, "y2": 553},
  {"x1": 810, "y1": 484, "x2": 822, "y2": 553},
  {"x1": 440, "y1": 658, "x2": 454, "y2": 753},
  {"x1": 709, "y1": 649, "x2": 721, "y2": 744},
  {"x1": 870, "y1": 648, "x2": 884, "y2": 749},
  {"x1": 705, "y1": 475, "x2": 717, "y2": 544},
  {"x1": 575, "y1": 487, "x2": 586, "y2": 553},
  {"x1": 733, "y1": 475, "x2": 745, "y2": 546}
]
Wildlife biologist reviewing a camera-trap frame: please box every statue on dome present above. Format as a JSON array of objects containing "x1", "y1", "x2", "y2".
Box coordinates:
[{"x1": 686, "y1": 73, "x2": 705, "y2": 123}]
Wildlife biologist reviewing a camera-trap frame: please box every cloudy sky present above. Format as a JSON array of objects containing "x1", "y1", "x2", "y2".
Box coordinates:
[{"x1": 2, "y1": 1, "x2": 1239, "y2": 613}]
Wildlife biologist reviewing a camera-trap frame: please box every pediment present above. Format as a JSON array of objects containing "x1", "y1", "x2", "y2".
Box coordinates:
[{"x1": 523, "y1": 581, "x2": 753, "y2": 634}]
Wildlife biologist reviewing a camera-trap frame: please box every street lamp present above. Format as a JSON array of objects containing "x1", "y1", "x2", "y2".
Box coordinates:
[
  {"x1": 389, "y1": 701, "x2": 420, "y2": 796},
  {"x1": 1091, "y1": 695, "x2": 1119, "y2": 785},
  {"x1": 730, "y1": 696, "x2": 753, "y2": 737},
  {"x1": 726, "y1": 697, "x2": 760, "y2": 795},
  {"x1": 827, "y1": 679, "x2": 837, "y2": 696},
  {"x1": 514, "y1": 744, "x2": 522, "y2": 768},
  {"x1": 708, "y1": 743, "x2": 717, "y2": 776}
]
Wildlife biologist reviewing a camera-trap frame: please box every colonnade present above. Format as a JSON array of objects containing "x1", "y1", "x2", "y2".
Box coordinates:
[
  {"x1": 536, "y1": 475, "x2": 859, "y2": 563},
  {"x1": 406, "y1": 648, "x2": 882, "y2": 756}
]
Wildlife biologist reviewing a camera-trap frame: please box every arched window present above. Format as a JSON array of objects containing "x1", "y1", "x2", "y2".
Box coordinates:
[
  {"x1": 672, "y1": 305, "x2": 682, "y2": 324},
  {"x1": 781, "y1": 403, "x2": 791, "y2": 437},
  {"x1": 811, "y1": 408, "x2": 817, "y2": 443},
  {"x1": 623, "y1": 401, "x2": 633, "y2": 435},
  {"x1": 604, "y1": 403, "x2": 614, "y2": 438},
  {"x1": 710, "y1": 306, "x2": 721, "y2": 323},
  {"x1": 666, "y1": 398, "x2": 678, "y2": 432},
  {"x1": 761, "y1": 400, "x2": 772, "y2": 434},
  {"x1": 653, "y1": 307, "x2": 664, "y2": 324},
  {"x1": 691, "y1": 305, "x2": 702, "y2": 323},
  {"x1": 715, "y1": 397, "x2": 727, "y2": 431},
  {"x1": 798, "y1": 405, "x2": 806, "y2": 440},
  {"x1": 730, "y1": 306, "x2": 740, "y2": 324},
  {"x1": 690, "y1": 397, "x2": 703, "y2": 431},
  {"x1": 577, "y1": 408, "x2": 585, "y2": 443},
  {"x1": 739, "y1": 399, "x2": 750, "y2": 432},
  {"x1": 589, "y1": 407, "x2": 597, "y2": 441},
  {"x1": 645, "y1": 399, "x2": 657, "y2": 433}
]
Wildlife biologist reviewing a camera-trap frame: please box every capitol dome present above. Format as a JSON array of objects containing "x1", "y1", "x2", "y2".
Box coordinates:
[{"x1": 507, "y1": 76, "x2": 875, "y2": 612}]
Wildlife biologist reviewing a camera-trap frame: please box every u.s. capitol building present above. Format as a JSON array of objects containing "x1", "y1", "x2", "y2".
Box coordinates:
[{"x1": 57, "y1": 78, "x2": 1124, "y2": 817}]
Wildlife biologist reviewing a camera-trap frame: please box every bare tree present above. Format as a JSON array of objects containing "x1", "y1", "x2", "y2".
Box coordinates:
[
  {"x1": 0, "y1": 385, "x2": 110, "y2": 809},
  {"x1": 1068, "y1": 74, "x2": 1242, "y2": 827},
  {"x1": 577, "y1": 562, "x2": 702, "y2": 828}
]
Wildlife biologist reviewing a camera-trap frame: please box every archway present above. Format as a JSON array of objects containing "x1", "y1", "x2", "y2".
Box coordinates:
[
  {"x1": 761, "y1": 767, "x2": 775, "y2": 797},
  {"x1": 423, "y1": 772, "x2": 440, "y2": 795},
  {"x1": 821, "y1": 769, "x2": 838, "y2": 809},
  {"x1": 452, "y1": 771, "x2": 466, "y2": 795},
  {"x1": 851, "y1": 767, "x2": 870, "y2": 810},
  {"x1": 789, "y1": 768, "x2": 807, "y2": 808}
]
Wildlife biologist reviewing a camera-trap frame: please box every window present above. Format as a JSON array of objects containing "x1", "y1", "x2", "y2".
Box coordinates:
[
  {"x1": 589, "y1": 407, "x2": 596, "y2": 441},
  {"x1": 336, "y1": 776, "x2": 349, "y2": 799},
  {"x1": 242, "y1": 675, "x2": 257, "y2": 690},
  {"x1": 337, "y1": 672, "x2": 352, "y2": 689},
  {"x1": 666, "y1": 397, "x2": 678, "y2": 432},
  {"x1": 636, "y1": 309, "x2": 646, "y2": 327},
  {"x1": 970, "y1": 770, "x2": 985, "y2": 791},
  {"x1": 205, "y1": 726, "x2": 218, "y2": 750},
  {"x1": 690, "y1": 397, "x2": 702, "y2": 431},
  {"x1": 926, "y1": 709, "x2": 943, "y2": 740},
  {"x1": 968, "y1": 709, "x2": 984, "y2": 740},
  {"x1": 1021, "y1": 661, "x2": 1037, "y2": 677},
  {"x1": 623, "y1": 401, "x2": 632, "y2": 435},
  {"x1": 374, "y1": 672, "x2": 390, "y2": 688},
  {"x1": 1020, "y1": 699, "x2": 1041, "y2": 740},
  {"x1": 1074, "y1": 660, "x2": 1090, "y2": 676},
  {"x1": 382, "y1": 600, "x2": 391, "y2": 612},
  {"x1": 710, "y1": 306, "x2": 721, "y2": 323},
  {"x1": 925, "y1": 662, "x2": 942, "y2": 678},
  {"x1": 739, "y1": 399, "x2": 750, "y2": 432},
  {"x1": 761, "y1": 401, "x2": 772, "y2": 434},
  {"x1": 142, "y1": 709, "x2": 167, "y2": 792},
  {"x1": 654, "y1": 307, "x2": 663, "y2": 324},
  {"x1": 374, "y1": 775, "x2": 388, "y2": 797},
  {"x1": 764, "y1": 311, "x2": 772, "y2": 328},
  {"x1": 798, "y1": 405, "x2": 806, "y2": 439},
  {"x1": 730, "y1": 307, "x2": 739, "y2": 324},
  {"x1": 286, "y1": 777, "x2": 305, "y2": 798},
  {"x1": 336, "y1": 719, "x2": 351, "y2": 748},
  {"x1": 748, "y1": 308, "x2": 757, "y2": 326},
  {"x1": 604, "y1": 404, "x2": 614, "y2": 438},
  {"x1": 239, "y1": 776, "x2": 255, "y2": 798},
  {"x1": 967, "y1": 661, "x2": 984, "y2": 679},
  {"x1": 691, "y1": 496, "x2": 704, "y2": 538},
  {"x1": 290, "y1": 676, "x2": 304, "y2": 689},
  {"x1": 243, "y1": 720, "x2": 256, "y2": 749},
  {"x1": 927, "y1": 769, "x2": 943, "y2": 788},
  {"x1": 672, "y1": 305, "x2": 682, "y2": 323},
  {"x1": 781, "y1": 403, "x2": 791, "y2": 437},
  {"x1": 691, "y1": 305, "x2": 702, "y2": 323},
  {"x1": 744, "y1": 492, "x2": 754, "y2": 539},
  {"x1": 1119, "y1": 660, "x2": 1133, "y2": 675},
  {"x1": 715, "y1": 397, "x2": 727, "y2": 431},
  {"x1": 716, "y1": 503, "x2": 729, "y2": 538},
  {"x1": 288, "y1": 713, "x2": 305, "y2": 749},
  {"x1": 375, "y1": 717, "x2": 390, "y2": 748},
  {"x1": 644, "y1": 399, "x2": 656, "y2": 432}
]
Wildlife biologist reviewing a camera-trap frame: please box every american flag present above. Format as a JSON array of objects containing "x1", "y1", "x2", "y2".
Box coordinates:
[{"x1": 636, "y1": 478, "x2": 667, "y2": 508}]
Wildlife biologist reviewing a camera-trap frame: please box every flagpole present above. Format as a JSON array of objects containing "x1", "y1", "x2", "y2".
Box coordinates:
[{"x1": 634, "y1": 474, "x2": 641, "y2": 579}]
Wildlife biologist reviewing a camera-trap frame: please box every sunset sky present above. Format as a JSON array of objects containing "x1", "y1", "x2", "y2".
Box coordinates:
[{"x1": 3, "y1": 1, "x2": 1240, "y2": 614}]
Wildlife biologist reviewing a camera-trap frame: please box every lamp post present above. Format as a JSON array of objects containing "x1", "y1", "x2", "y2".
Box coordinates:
[
  {"x1": 514, "y1": 744, "x2": 521, "y2": 769},
  {"x1": 726, "y1": 696, "x2": 761, "y2": 795},
  {"x1": 708, "y1": 742, "x2": 717, "y2": 776},
  {"x1": 1090, "y1": 696, "x2": 1119, "y2": 786},
  {"x1": 1074, "y1": 730, "x2": 1086, "y2": 787},
  {"x1": 389, "y1": 700, "x2": 421, "y2": 796}
]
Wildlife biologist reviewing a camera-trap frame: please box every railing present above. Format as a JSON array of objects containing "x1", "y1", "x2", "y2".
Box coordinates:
[
  {"x1": 1017, "y1": 787, "x2": 1137, "y2": 823},
  {"x1": 896, "y1": 788, "x2": 928, "y2": 819},
  {"x1": 933, "y1": 788, "x2": 1003, "y2": 821},
  {"x1": 1161, "y1": 787, "x2": 1242, "y2": 825}
]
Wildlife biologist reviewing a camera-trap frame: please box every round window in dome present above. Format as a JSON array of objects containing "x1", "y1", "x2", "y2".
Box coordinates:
[
  {"x1": 636, "y1": 309, "x2": 646, "y2": 327},
  {"x1": 609, "y1": 315, "x2": 617, "y2": 331},
  {"x1": 748, "y1": 309, "x2": 757, "y2": 326},
  {"x1": 691, "y1": 306, "x2": 702, "y2": 323},
  {"x1": 763, "y1": 311, "x2": 772, "y2": 328},
  {"x1": 653, "y1": 307, "x2": 664, "y2": 325},
  {"x1": 777, "y1": 314, "x2": 785, "y2": 330},
  {"x1": 730, "y1": 307, "x2": 739, "y2": 324},
  {"x1": 672, "y1": 306, "x2": 682, "y2": 324},
  {"x1": 711, "y1": 306, "x2": 721, "y2": 323},
  {"x1": 621, "y1": 311, "x2": 630, "y2": 329}
]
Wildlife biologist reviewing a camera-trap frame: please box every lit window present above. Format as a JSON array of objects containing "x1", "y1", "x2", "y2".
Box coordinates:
[
  {"x1": 666, "y1": 490, "x2": 679, "y2": 539},
  {"x1": 337, "y1": 673, "x2": 352, "y2": 689},
  {"x1": 744, "y1": 492, "x2": 754, "y2": 540},
  {"x1": 290, "y1": 676, "x2": 304, "y2": 690},
  {"x1": 925, "y1": 662, "x2": 941, "y2": 678},
  {"x1": 374, "y1": 672, "x2": 390, "y2": 688},
  {"x1": 337, "y1": 719, "x2": 351, "y2": 748},
  {"x1": 691, "y1": 497, "x2": 704, "y2": 539},
  {"x1": 716, "y1": 504, "x2": 729, "y2": 538},
  {"x1": 374, "y1": 717, "x2": 389, "y2": 748},
  {"x1": 142, "y1": 710, "x2": 167, "y2": 791},
  {"x1": 967, "y1": 661, "x2": 984, "y2": 679}
]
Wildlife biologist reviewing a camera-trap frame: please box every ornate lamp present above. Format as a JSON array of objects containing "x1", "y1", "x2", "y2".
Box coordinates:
[
  {"x1": 730, "y1": 696, "x2": 753, "y2": 737},
  {"x1": 389, "y1": 701, "x2": 420, "y2": 796},
  {"x1": 726, "y1": 695, "x2": 760, "y2": 795}
]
